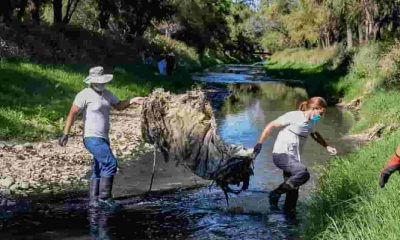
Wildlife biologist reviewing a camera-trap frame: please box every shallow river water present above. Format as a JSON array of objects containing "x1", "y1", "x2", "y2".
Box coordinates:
[{"x1": 0, "y1": 65, "x2": 357, "y2": 239}]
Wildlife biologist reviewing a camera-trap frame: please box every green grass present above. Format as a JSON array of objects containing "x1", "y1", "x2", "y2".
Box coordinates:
[
  {"x1": 264, "y1": 59, "x2": 346, "y2": 101},
  {"x1": 303, "y1": 129, "x2": 400, "y2": 240},
  {"x1": 266, "y1": 45, "x2": 400, "y2": 239},
  {"x1": 352, "y1": 90, "x2": 400, "y2": 133},
  {"x1": 0, "y1": 60, "x2": 196, "y2": 142}
]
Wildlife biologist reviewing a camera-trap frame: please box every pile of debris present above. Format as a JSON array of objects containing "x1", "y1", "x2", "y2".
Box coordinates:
[{"x1": 141, "y1": 88, "x2": 255, "y2": 200}]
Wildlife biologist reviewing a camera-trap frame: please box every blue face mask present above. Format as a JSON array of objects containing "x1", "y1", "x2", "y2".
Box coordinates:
[{"x1": 311, "y1": 114, "x2": 321, "y2": 122}]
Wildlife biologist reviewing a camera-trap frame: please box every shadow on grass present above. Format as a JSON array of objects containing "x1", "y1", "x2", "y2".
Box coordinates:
[
  {"x1": 0, "y1": 60, "x2": 197, "y2": 141},
  {"x1": 265, "y1": 61, "x2": 348, "y2": 104},
  {"x1": 113, "y1": 64, "x2": 196, "y2": 94},
  {"x1": 0, "y1": 64, "x2": 80, "y2": 141}
]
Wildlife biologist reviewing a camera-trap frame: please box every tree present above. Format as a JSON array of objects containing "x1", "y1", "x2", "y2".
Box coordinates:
[
  {"x1": 17, "y1": 0, "x2": 29, "y2": 22},
  {"x1": 31, "y1": 0, "x2": 42, "y2": 24},
  {"x1": 171, "y1": 0, "x2": 232, "y2": 52},
  {"x1": 283, "y1": 0, "x2": 331, "y2": 48},
  {"x1": 0, "y1": 0, "x2": 12, "y2": 23},
  {"x1": 53, "y1": 0, "x2": 80, "y2": 25}
]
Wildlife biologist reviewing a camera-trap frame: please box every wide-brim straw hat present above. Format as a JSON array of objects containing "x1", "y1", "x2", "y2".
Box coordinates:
[{"x1": 84, "y1": 66, "x2": 113, "y2": 84}]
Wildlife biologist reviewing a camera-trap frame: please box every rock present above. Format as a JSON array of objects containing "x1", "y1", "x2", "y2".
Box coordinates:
[
  {"x1": 0, "y1": 141, "x2": 6, "y2": 149},
  {"x1": 9, "y1": 183, "x2": 19, "y2": 191},
  {"x1": 23, "y1": 143, "x2": 34, "y2": 149},
  {"x1": 42, "y1": 189, "x2": 52, "y2": 194},
  {"x1": 0, "y1": 189, "x2": 11, "y2": 195},
  {"x1": 14, "y1": 145, "x2": 24, "y2": 151},
  {"x1": 20, "y1": 182, "x2": 30, "y2": 190},
  {"x1": 0, "y1": 177, "x2": 14, "y2": 188}
]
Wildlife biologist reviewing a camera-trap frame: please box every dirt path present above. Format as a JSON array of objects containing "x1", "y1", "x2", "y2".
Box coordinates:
[
  {"x1": 0, "y1": 106, "x2": 149, "y2": 196},
  {"x1": 0, "y1": 86, "x2": 232, "y2": 199}
]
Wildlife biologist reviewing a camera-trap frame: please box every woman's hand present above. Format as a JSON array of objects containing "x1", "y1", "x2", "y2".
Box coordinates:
[
  {"x1": 253, "y1": 143, "x2": 263, "y2": 156},
  {"x1": 326, "y1": 146, "x2": 337, "y2": 155}
]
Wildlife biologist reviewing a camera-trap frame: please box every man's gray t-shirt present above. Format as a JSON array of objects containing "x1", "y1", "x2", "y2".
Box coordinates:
[{"x1": 73, "y1": 88, "x2": 120, "y2": 139}]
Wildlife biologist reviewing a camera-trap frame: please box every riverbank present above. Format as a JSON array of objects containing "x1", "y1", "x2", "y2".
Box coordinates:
[
  {"x1": 0, "y1": 60, "x2": 183, "y2": 197},
  {"x1": 265, "y1": 44, "x2": 400, "y2": 239},
  {"x1": 0, "y1": 59, "x2": 236, "y2": 199}
]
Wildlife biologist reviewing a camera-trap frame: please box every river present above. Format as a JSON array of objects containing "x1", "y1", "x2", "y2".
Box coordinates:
[{"x1": 0, "y1": 64, "x2": 356, "y2": 239}]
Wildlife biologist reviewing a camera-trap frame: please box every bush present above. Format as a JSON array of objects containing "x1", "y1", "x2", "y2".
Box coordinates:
[{"x1": 271, "y1": 46, "x2": 338, "y2": 65}]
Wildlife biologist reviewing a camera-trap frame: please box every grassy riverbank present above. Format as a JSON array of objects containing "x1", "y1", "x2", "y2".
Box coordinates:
[
  {"x1": 266, "y1": 44, "x2": 400, "y2": 239},
  {"x1": 0, "y1": 60, "x2": 197, "y2": 142}
]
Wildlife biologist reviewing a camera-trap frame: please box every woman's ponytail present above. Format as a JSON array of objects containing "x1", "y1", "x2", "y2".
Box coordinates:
[
  {"x1": 298, "y1": 100, "x2": 308, "y2": 111},
  {"x1": 298, "y1": 97, "x2": 327, "y2": 111}
]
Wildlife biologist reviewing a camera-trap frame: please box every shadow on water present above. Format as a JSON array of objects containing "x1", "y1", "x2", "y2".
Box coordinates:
[
  {"x1": 0, "y1": 187, "x2": 301, "y2": 240},
  {"x1": 0, "y1": 65, "x2": 357, "y2": 239}
]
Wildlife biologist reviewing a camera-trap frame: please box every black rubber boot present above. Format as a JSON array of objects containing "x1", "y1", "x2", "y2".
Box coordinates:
[
  {"x1": 269, "y1": 182, "x2": 292, "y2": 209},
  {"x1": 98, "y1": 176, "x2": 118, "y2": 210},
  {"x1": 89, "y1": 179, "x2": 100, "y2": 208},
  {"x1": 283, "y1": 189, "x2": 299, "y2": 221}
]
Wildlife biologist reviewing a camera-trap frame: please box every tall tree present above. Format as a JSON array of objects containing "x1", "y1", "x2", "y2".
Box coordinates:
[
  {"x1": 0, "y1": 0, "x2": 12, "y2": 23},
  {"x1": 53, "y1": 0, "x2": 80, "y2": 25},
  {"x1": 17, "y1": 0, "x2": 29, "y2": 22},
  {"x1": 31, "y1": 0, "x2": 42, "y2": 24},
  {"x1": 53, "y1": 0, "x2": 62, "y2": 23}
]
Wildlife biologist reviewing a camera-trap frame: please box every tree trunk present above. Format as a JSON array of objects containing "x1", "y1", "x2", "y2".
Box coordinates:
[
  {"x1": 17, "y1": 0, "x2": 28, "y2": 22},
  {"x1": 53, "y1": 0, "x2": 62, "y2": 24},
  {"x1": 346, "y1": 23, "x2": 353, "y2": 49},
  {"x1": 0, "y1": 0, "x2": 11, "y2": 23},
  {"x1": 325, "y1": 35, "x2": 330, "y2": 48},
  {"x1": 373, "y1": 22, "x2": 381, "y2": 40},
  {"x1": 98, "y1": 0, "x2": 111, "y2": 29},
  {"x1": 63, "y1": 0, "x2": 80, "y2": 24},
  {"x1": 31, "y1": 0, "x2": 41, "y2": 25},
  {"x1": 391, "y1": 5, "x2": 399, "y2": 35},
  {"x1": 365, "y1": 22, "x2": 369, "y2": 42},
  {"x1": 368, "y1": 21, "x2": 373, "y2": 40},
  {"x1": 358, "y1": 24, "x2": 363, "y2": 44}
]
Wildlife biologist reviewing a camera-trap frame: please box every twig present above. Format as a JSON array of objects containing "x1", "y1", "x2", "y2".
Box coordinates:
[{"x1": 148, "y1": 145, "x2": 157, "y2": 192}]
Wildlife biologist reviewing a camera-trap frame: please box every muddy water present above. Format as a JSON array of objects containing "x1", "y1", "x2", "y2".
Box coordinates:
[{"x1": 0, "y1": 66, "x2": 356, "y2": 239}]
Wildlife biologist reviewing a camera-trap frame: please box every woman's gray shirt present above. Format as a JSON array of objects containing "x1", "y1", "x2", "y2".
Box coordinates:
[{"x1": 272, "y1": 111, "x2": 316, "y2": 162}]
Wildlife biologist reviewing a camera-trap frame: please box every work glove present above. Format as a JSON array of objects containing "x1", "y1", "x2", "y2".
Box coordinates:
[
  {"x1": 253, "y1": 143, "x2": 262, "y2": 156},
  {"x1": 58, "y1": 134, "x2": 68, "y2": 147},
  {"x1": 379, "y1": 153, "x2": 400, "y2": 188}
]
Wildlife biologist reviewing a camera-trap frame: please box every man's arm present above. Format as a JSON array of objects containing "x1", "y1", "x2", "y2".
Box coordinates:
[
  {"x1": 59, "y1": 104, "x2": 80, "y2": 146},
  {"x1": 63, "y1": 105, "x2": 81, "y2": 135},
  {"x1": 113, "y1": 97, "x2": 145, "y2": 111},
  {"x1": 380, "y1": 145, "x2": 400, "y2": 188}
]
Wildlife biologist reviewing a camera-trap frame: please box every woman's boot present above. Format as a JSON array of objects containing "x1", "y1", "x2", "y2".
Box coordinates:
[
  {"x1": 269, "y1": 182, "x2": 292, "y2": 209},
  {"x1": 283, "y1": 189, "x2": 299, "y2": 220}
]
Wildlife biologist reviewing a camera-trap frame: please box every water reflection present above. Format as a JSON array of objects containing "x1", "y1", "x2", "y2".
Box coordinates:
[
  {"x1": 215, "y1": 82, "x2": 356, "y2": 193},
  {"x1": 88, "y1": 208, "x2": 111, "y2": 240},
  {"x1": 0, "y1": 82, "x2": 356, "y2": 240}
]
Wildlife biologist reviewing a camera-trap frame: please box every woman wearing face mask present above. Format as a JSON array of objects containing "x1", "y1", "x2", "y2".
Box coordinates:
[
  {"x1": 253, "y1": 96, "x2": 337, "y2": 219},
  {"x1": 58, "y1": 66, "x2": 144, "y2": 209}
]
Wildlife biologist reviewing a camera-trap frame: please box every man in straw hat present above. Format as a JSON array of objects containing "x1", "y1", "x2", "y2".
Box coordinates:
[{"x1": 58, "y1": 66, "x2": 144, "y2": 209}]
